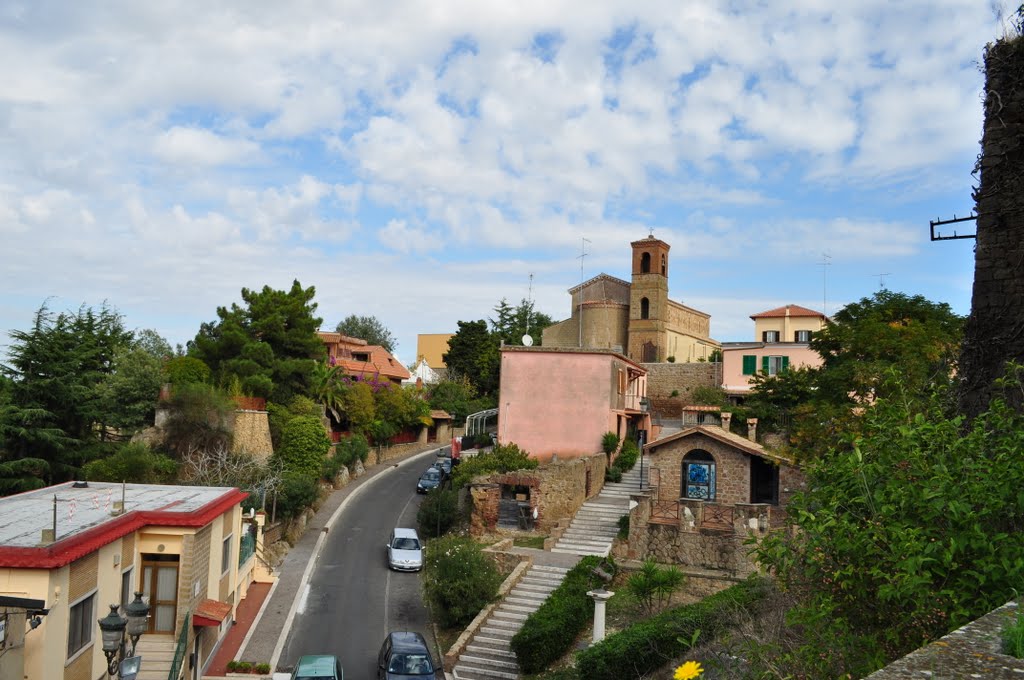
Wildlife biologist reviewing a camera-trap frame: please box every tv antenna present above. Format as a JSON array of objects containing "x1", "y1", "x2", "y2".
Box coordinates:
[
  {"x1": 818, "y1": 252, "x2": 831, "y2": 316},
  {"x1": 577, "y1": 237, "x2": 591, "y2": 347},
  {"x1": 873, "y1": 272, "x2": 892, "y2": 289},
  {"x1": 525, "y1": 273, "x2": 534, "y2": 335}
]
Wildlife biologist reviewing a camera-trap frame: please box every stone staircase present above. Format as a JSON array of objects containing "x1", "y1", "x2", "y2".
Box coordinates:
[
  {"x1": 452, "y1": 564, "x2": 571, "y2": 680},
  {"x1": 550, "y1": 460, "x2": 649, "y2": 557},
  {"x1": 135, "y1": 635, "x2": 177, "y2": 680}
]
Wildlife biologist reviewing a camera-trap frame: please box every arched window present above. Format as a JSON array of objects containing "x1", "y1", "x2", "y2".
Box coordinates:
[
  {"x1": 640, "y1": 297, "x2": 650, "y2": 319},
  {"x1": 683, "y1": 450, "x2": 716, "y2": 500},
  {"x1": 640, "y1": 252, "x2": 651, "y2": 273},
  {"x1": 661, "y1": 254, "x2": 667, "y2": 275}
]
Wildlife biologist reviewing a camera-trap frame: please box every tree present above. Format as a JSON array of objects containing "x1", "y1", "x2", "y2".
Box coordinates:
[
  {"x1": 134, "y1": 329, "x2": 174, "y2": 359},
  {"x1": 164, "y1": 356, "x2": 211, "y2": 385},
  {"x1": 0, "y1": 302, "x2": 133, "y2": 483},
  {"x1": 97, "y1": 345, "x2": 165, "y2": 434},
  {"x1": 338, "y1": 380, "x2": 376, "y2": 434},
  {"x1": 189, "y1": 280, "x2": 325, "y2": 404},
  {"x1": 161, "y1": 382, "x2": 235, "y2": 458},
  {"x1": 755, "y1": 372, "x2": 1024, "y2": 677},
  {"x1": 427, "y1": 377, "x2": 479, "y2": 425},
  {"x1": 82, "y1": 443, "x2": 177, "y2": 484},
  {"x1": 443, "y1": 320, "x2": 501, "y2": 397},
  {"x1": 489, "y1": 298, "x2": 554, "y2": 346},
  {"x1": 335, "y1": 314, "x2": 397, "y2": 353}
]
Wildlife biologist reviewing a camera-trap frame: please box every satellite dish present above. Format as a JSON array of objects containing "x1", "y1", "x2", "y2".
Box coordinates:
[{"x1": 522, "y1": 334, "x2": 534, "y2": 346}]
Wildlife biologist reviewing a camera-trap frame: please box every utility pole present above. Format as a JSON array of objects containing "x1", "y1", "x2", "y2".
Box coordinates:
[{"x1": 577, "y1": 237, "x2": 591, "y2": 347}]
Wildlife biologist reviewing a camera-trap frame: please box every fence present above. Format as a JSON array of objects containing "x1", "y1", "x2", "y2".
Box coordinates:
[
  {"x1": 238, "y1": 529, "x2": 256, "y2": 566},
  {"x1": 168, "y1": 612, "x2": 190, "y2": 680}
]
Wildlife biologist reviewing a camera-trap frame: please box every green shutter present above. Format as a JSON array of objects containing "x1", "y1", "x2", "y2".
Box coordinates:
[
  {"x1": 782, "y1": 356, "x2": 790, "y2": 371},
  {"x1": 742, "y1": 355, "x2": 756, "y2": 375},
  {"x1": 761, "y1": 356, "x2": 769, "y2": 373}
]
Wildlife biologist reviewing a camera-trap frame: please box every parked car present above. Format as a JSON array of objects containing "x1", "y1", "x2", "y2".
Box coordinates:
[
  {"x1": 386, "y1": 528, "x2": 424, "y2": 571},
  {"x1": 377, "y1": 631, "x2": 436, "y2": 678},
  {"x1": 431, "y1": 457, "x2": 452, "y2": 478},
  {"x1": 416, "y1": 467, "x2": 442, "y2": 494},
  {"x1": 291, "y1": 654, "x2": 344, "y2": 680}
]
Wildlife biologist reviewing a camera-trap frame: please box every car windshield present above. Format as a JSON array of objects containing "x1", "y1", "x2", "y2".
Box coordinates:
[
  {"x1": 393, "y1": 537, "x2": 420, "y2": 550},
  {"x1": 422, "y1": 469, "x2": 440, "y2": 480},
  {"x1": 388, "y1": 653, "x2": 433, "y2": 675}
]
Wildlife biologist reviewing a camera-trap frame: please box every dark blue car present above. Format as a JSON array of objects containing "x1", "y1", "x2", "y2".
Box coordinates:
[
  {"x1": 377, "y1": 631, "x2": 436, "y2": 679},
  {"x1": 416, "y1": 467, "x2": 442, "y2": 494}
]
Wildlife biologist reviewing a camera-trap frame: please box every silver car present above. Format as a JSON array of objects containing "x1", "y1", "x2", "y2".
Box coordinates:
[{"x1": 386, "y1": 528, "x2": 423, "y2": 572}]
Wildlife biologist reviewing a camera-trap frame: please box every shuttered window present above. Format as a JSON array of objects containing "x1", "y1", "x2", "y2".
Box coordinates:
[{"x1": 742, "y1": 355, "x2": 756, "y2": 375}]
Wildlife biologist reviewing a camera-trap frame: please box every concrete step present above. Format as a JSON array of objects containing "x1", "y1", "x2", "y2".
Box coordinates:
[
  {"x1": 491, "y1": 609, "x2": 529, "y2": 622},
  {"x1": 551, "y1": 545, "x2": 610, "y2": 556},
  {"x1": 479, "y1": 626, "x2": 518, "y2": 639},
  {"x1": 529, "y1": 565, "x2": 570, "y2": 575},
  {"x1": 466, "y1": 644, "x2": 517, "y2": 660},
  {"x1": 514, "y1": 581, "x2": 557, "y2": 593},
  {"x1": 458, "y1": 654, "x2": 519, "y2": 672},
  {"x1": 454, "y1": 663, "x2": 519, "y2": 680}
]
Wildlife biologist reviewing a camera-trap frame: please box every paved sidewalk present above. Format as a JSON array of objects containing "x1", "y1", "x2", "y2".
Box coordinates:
[
  {"x1": 236, "y1": 445, "x2": 443, "y2": 669},
  {"x1": 206, "y1": 581, "x2": 272, "y2": 675}
]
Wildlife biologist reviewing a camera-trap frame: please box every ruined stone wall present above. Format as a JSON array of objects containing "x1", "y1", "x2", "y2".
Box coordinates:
[
  {"x1": 231, "y1": 410, "x2": 274, "y2": 461},
  {"x1": 642, "y1": 362, "x2": 720, "y2": 419},
  {"x1": 636, "y1": 524, "x2": 760, "y2": 576},
  {"x1": 959, "y1": 37, "x2": 1024, "y2": 419},
  {"x1": 468, "y1": 453, "x2": 607, "y2": 534}
]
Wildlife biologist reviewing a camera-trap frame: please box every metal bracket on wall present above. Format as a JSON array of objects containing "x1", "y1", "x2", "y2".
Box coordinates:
[{"x1": 929, "y1": 213, "x2": 978, "y2": 241}]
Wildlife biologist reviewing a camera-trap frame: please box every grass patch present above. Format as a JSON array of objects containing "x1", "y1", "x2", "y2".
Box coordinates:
[
  {"x1": 513, "y1": 535, "x2": 548, "y2": 549},
  {"x1": 1004, "y1": 606, "x2": 1024, "y2": 658},
  {"x1": 435, "y1": 625, "x2": 463, "y2": 656}
]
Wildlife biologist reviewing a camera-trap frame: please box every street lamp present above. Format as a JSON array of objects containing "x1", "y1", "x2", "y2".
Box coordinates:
[{"x1": 98, "y1": 592, "x2": 149, "y2": 678}]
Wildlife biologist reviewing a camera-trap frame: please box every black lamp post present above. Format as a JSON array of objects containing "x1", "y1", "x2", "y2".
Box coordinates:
[
  {"x1": 98, "y1": 592, "x2": 149, "y2": 678},
  {"x1": 638, "y1": 397, "x2": 650, "y2": 491}
]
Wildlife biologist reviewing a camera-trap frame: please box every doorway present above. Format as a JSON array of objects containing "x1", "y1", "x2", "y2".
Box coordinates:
[
  {"x1": 750, "y1": 457, "x2": 779, "y2": 505},
  {"x1": 140, "y1": 554, "x2": 179, "y2": 634}
]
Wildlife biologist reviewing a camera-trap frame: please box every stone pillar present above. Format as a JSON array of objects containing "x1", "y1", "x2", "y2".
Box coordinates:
[
  {"x1": 587, "y1": 588, "x2": 615, "y2": 643},
  {"x1": 747, "y1": 418, "x2": 758, "y2": 442}
]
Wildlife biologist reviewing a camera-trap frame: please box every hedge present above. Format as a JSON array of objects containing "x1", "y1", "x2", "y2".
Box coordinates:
[
  {"x1": 613, "y1": 439, "x2": 639, "y2": 472},
  {"x1": 510, "y1": 556, "x2": 604, "y2": 674},
  {"x1": 574, "y1": 576, "x2": 771, "y2": 680}
]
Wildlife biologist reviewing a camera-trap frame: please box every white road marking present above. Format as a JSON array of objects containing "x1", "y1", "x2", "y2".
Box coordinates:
[{"x1": 296, "y1": 584, "x2": 310, "y2": 615}]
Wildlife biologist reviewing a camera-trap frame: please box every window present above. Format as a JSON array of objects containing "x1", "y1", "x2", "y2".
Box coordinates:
[
  {"x1": 67, "y1": 593, "x2": 95, "y2": 658},
  {"x1": 353, "y1": 352, "x2": 370, "y2": 362},
  {"x1": 762, "y1": 355, "x2": 789, "y2": 375},
  {"x1": 640, "y1": 252, "x2": 651, "y2": 273},
  {"x1": 742, "y1": 355, "x2": 757, "y2": 375},
  {"x1": 120, "y1": 568, "x2": 134, "y2": 612},
  {"x1": 640, "y1": 298, "x2": 650, "y2": 320},
  {"x1": 617, "y1": 369, "x2": 626, "y2": 395},
  {"x1": 683, "y1": 450, "x2": 716, "y2": 500},
  {"x1": 762, "y1": 330, "x2": 780, "y2": 342},
  {"x1": 222, "y1": 535, "x2": 232, "y2": 576},
  {"x1": 660, "y1": 254, "x2": 667, "y2": 275},
  {"x1": 795, "y1": 330, "x2": 812, "y2": 342}
]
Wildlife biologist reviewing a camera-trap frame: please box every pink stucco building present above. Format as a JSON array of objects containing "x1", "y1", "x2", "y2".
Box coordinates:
[
  {"x1": 498, "y1": 347, "x2": 651, "y2": 462},
  {"x1": 721, "y1": 304, "x2": 827, "y2": 398}
]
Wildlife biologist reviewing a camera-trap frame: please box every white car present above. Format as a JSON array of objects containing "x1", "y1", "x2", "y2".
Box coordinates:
[{"x1": 386, "y1": 528, "x2": 423, "y2": 572}]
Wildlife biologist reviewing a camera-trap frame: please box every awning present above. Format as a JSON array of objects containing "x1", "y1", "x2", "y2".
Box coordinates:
[{"x1": 192, "y1": 599, "x2": 232, "y2": 627}]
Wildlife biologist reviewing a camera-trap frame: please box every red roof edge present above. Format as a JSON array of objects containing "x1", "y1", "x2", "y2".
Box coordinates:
[{"x1": 0, "y1": 489, "x2": 248, "y2": 569}]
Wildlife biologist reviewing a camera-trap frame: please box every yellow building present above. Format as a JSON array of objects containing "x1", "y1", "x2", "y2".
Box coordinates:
[
  {"x1": 543, "y1": 236, "x2": 719, "y2": 363},
  {"x1": 416, "y1": 333, "x2": 455, "y2": 370},
  {"x1": 0, "y1": 481, "x2": 261, "y2": 680}
]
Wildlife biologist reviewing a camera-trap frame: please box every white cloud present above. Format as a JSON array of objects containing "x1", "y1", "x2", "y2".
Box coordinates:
[{"x1": 153, "y1": 127, "x2": 261, "y2": 166}]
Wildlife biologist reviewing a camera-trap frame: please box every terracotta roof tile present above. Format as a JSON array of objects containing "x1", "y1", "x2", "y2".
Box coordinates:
[
  {"x1": 195, "y1": 598, "x2": 232, "y2": 622},
  {"x1": 750, "y1": 304, "x2": 825, "y2": 319}
]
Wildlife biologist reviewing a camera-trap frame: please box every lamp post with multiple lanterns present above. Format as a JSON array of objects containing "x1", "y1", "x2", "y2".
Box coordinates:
[{"x1": 97, "y1": 592, "x2": 149, "y2": 680}]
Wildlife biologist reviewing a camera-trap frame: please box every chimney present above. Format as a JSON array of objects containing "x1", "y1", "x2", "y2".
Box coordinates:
[
  {"x1": 747, "y1": 418, "x2": 758, "y2": 442},
  {"x1": 720, "y1": 412, "x2": 732, "y2": 431}
]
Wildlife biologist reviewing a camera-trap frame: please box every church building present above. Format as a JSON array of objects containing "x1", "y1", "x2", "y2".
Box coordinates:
[{"x1": 542, "y1": 236, "x2": 719, "y2": 362}]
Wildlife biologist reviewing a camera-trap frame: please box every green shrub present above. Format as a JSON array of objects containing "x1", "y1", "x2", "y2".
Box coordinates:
[
  {"x1": 274, "y1": 472, "x2": 318, "y2": 520},
  {"x1": 451, "y1": 442, "x2": 538, "y2": 488},
  {"x1": 474, "y1": 432, "x2": 494, "y2": 448},
  {"x1": 575, "y1": 577, "x2": 771, "y2": 680},
  {"x1": 256, "y1": 663, "x2": 271, "y2": 674},
  {"x1": 605, "y1": 467, "x2": 622, "y2": 483},
  {"x1": 418, "y1": 488, "x2": 459, "y2": 538},
  {"x1": 666, "y1": 355, "x2": 676, "y2": 363},
  {"x1": 83, "y1": 443, "x2": 178, "y2": 484},
  {"x1": 617, "y1": 515, "x2": 630, "y2": 539},
  {"x1": 226, "y1": 661, "x2": 239, "y2": 672},
  {"x1": 626, "y1": 560, "x2": 685, "y2": 614},
  {"x1": 163, "y1": 356, "x2": 211, "y2": 385},
  {"x1": 423, "y1": 535, "x2": 502, "y2": 628},
  {"x1": 1005, "y1": 606, "x2": 1024, "y2": 658},
  {"x1": 601, "y1": 432, "x2": 619, "y2": 455},
  {"x1": 511, "y1": 556, "x2": 603, "y2": 674},
  {"x1": 274, "y1": 415, "x2": 331, "y2": 477},
  {"x1": 613, "y1": 439, "x2": 639, "y2": 472},
  {"x1": 236, "y1": 661, "x2": 252, "y2": 672}
]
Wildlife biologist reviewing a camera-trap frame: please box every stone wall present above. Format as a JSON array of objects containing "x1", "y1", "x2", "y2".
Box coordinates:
[
  {"x1": 649, "y1": 430, "x2": 756, "y2": 505},
  {"x1": 469, "y1": 453, "x2": 607, "y2": 535},
  {"x1": 642, "y1": 362, "x2": 720, "y2": 419},
  {"x1": 231, "y1": 410, "x2": 274, "y2": 461}
]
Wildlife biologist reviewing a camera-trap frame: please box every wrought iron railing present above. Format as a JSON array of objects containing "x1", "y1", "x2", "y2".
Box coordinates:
[{"x1": 168, "y1": 612, "x2": 190, "y2": 680}]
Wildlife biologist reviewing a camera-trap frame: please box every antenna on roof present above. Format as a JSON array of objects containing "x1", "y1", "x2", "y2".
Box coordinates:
[
  {"x1": 526, "y1": 273, "x2": 534, "y2": 335},
  {"x1": 873, "y1": 272, "x2": 892, "y2": 289},
  {"x1": 818, "y1": 252, "x2": 831, "y2": 316},
  {"x1": 577, "y1": 238, "x2": 591, "y2": 347}
]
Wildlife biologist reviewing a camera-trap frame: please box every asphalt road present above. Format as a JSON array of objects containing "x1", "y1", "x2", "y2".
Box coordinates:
[{"x1": 278, "y1": 452, "x2": 442, "y2": 680}]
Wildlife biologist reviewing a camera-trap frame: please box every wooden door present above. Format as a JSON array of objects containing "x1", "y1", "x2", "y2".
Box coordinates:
[{"x1": 140, "y1": 555, "x2": 179, "y2": 634}]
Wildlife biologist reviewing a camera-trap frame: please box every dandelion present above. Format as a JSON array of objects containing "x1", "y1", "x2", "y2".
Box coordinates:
[{"x1": 674, "y1": 660, "x2": 703, "y2": 680}]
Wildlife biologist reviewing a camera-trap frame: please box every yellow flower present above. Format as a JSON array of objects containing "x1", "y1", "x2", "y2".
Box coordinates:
[{"x1": 674, "y1": 660, "x2": 704, "y2": 680}]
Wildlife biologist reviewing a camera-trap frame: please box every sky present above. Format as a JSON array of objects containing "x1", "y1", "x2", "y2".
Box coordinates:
[{"x1": 0, "y1": 2, "x2": 1007, "y2": 365}]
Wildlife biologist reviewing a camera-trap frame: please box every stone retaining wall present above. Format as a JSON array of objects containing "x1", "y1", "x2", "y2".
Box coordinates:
[{"x1": 641, "y1": 362, "x2": 721, "y2": 419}]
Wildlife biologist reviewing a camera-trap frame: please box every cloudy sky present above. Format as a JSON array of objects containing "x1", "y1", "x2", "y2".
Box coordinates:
[{"x1": 0, "y1": 1, "x2": 1005, "y2": 363}]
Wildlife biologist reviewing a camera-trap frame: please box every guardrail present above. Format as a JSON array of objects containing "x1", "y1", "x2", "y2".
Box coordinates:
[{"x1": 167, "y1": 612, "x2": 190, "y2": 680}]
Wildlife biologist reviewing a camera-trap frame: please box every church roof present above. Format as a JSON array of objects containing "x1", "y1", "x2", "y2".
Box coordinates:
[{"x1": 567, "y1": 273, "x2": 631, "y2": 295}]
